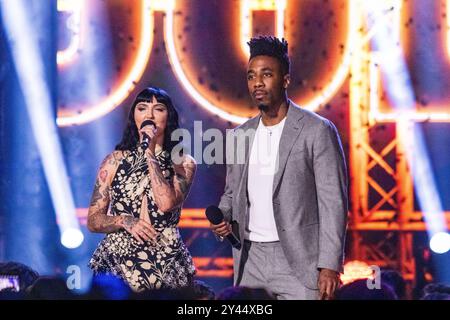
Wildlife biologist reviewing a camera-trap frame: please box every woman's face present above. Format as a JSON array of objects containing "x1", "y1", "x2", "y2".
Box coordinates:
[{"x1": 134, "y1": 96, "x2": 168, "y2": 139}]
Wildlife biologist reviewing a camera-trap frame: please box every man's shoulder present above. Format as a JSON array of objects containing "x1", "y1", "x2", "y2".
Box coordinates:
[
  {"x1": 230, "y1": 114, "x2": 259, "y2": 132},
  {"x1": 228, "y1": 102, "x2": 335, "y2": 132},
  {"x1": 290, "y1": 102, "x2": 332, "y2": 128}
]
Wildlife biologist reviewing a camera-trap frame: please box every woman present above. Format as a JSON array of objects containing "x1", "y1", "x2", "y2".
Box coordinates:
[{"x1": 88, "y1": 87, "x2": 196, "y2": 292}]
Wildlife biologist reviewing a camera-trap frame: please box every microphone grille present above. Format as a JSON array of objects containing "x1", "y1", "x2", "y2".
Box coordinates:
[
  {"x1": 205, "y1": 205, "x2": 224, "y2": 225},
  {"x1": 140, "y1": 120, "x2": 155, "y2": 129}
]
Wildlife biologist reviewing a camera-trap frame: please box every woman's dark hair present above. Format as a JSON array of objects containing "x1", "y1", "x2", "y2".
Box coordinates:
[{"x1": 115, "y1": 87, "x2": 180, "y2": 153}]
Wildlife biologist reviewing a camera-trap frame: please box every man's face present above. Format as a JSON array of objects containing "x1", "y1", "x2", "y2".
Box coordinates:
[{"x1": 247, "y1": 55, "x2": 289, "y2": 111}]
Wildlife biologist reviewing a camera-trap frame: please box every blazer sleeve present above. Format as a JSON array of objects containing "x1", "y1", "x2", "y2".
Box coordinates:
[
  {"x1": 313, "y1": 119, "x2": 348, "y2": 273},
  {"x1": 218, "y1": 163, "x2": 234, "y2": 223}
]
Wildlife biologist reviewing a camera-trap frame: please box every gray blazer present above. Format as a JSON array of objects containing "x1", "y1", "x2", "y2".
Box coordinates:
[{"x1": 218, "y1": 101, "x2": 348, "y2": 290}]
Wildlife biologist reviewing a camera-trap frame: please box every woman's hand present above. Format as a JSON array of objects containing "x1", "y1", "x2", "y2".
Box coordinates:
[
  {"x1": 139, "y1": 124, "x2": 158, "y2": 155},
  {"x1": 120, "y1": 216, "x2": 157, "y2": 244}
]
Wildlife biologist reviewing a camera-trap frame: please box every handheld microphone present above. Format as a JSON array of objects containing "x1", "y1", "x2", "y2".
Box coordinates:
[
  {"x1": 205, "y1": 205, "x2": 241, "y2": 250},
  {"x1": 140, "y1": 120, "x2": 155, "y2": 150}
]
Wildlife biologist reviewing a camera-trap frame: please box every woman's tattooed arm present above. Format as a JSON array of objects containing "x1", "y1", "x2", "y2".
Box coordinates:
[
  {"x1": 87, "y1": 152, "x2": 126, "y2": 233},
  {"x1": 146, "y1": 153, "x2": 196, "y2": 212}
]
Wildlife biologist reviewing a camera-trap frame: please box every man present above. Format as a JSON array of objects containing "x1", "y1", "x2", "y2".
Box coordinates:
[{"x1": 210, "y1": 36, "x2": 348, "y2": 300}]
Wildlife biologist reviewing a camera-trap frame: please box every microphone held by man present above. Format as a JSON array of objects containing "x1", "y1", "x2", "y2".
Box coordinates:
[{"x1": 206, "y1": 205, "x2": 241, "y2": 250}]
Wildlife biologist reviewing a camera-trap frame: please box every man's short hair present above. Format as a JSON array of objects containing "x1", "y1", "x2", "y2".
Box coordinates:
[{"x1": 247, "y1": 36, "x2": 290, "y2": 75}]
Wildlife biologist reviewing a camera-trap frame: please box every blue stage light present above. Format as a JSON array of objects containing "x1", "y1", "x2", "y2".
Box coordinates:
[
  {"x1": 1, "y1": 0, "x2": 82, "y2": 249},
  {"x1": 429, "y1": 232, "x2": 450, "y2": 254},
  {"x1": 364, "y1": 1, "x2": 448, "y2": 254}
]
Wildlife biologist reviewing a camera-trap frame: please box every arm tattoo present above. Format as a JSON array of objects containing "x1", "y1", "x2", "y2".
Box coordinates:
[
  {"x1": 99, "y1": 169, "x2": 108, "y2": 183},
  {"x1": 122, "y1": 216, "x2": 138, "y2": 230},
  {"x1": 99, "y1": 152, "x2": 119, "y2": 168},
  {"x1": 175, "y1": 173, "x2": 190, "y2": 197},
  {"x1": 179, "y1": 163, "x2": 195, "y2": 194},
  {"x1": 146, "y1": 155, "x2": 195, "y2": 211},
  {"x1": 87, "y1": 153, "x2": 124, "y2": 233},
  {"x1": 89, "y1": 179, "x2": 104, "y2": 207},
  {"x1": 173, "y1": 161, "x2": 195, "y2": 205},
  {"x1": 88, "y1": 208, "x2": 122, "y2": 233},
  {"x1": 146, "y1": 155, "x2": 178, "y2": 210},
  {"x1": 147, "y1": 156, "x2": 173, "y2": 196}
]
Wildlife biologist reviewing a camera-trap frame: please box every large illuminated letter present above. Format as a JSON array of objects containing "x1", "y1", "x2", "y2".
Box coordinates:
[{"x1": 57, "y1": 0, "x2": 155, "y2": 127}]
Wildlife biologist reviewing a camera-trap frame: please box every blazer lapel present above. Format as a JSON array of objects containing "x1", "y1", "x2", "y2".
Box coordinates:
[
  {"x1": 237, "y1": 115, "x2": 260, "y2": 209},
  {"x1": 272, "y1": 102, "x2": 305, "y2": 196}
]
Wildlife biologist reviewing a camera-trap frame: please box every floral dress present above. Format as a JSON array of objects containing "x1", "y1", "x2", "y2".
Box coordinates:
[{"x1": 88, "y1": 147, "x2": 195, "y2": 292}]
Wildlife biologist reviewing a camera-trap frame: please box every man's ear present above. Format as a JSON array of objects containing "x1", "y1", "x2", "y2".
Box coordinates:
[{"x1": 283, "y1": 74, "x2": 291, "y2": 89}]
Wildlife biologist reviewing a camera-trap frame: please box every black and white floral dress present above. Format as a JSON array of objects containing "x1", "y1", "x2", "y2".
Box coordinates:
[{"x1": 88, "y1": 147, "x2": 195, "y2": 292}]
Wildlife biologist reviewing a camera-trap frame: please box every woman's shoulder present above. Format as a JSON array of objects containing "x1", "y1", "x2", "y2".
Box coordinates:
[
  {"x1": 111, "y1": 150, "x2": 130, "y2": 161},
  {"x1": 100, "y1": 150, "x2": 129, "y2": 169}
]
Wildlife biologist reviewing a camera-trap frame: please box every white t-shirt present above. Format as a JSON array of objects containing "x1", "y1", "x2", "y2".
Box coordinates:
[{"x1": 245, "y1": 117, "x2": 286, "y2": 242}]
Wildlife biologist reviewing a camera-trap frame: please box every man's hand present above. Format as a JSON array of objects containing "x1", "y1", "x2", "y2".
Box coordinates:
[
  {"x1": 210, "y1": 221, "x2": 232, "y2": 238},
  {"x1": 318, "y1": 268, "x2": 340, "y2": 300}
]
